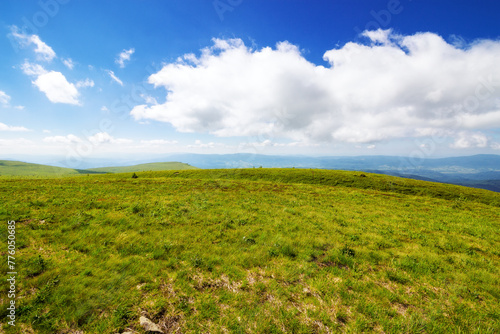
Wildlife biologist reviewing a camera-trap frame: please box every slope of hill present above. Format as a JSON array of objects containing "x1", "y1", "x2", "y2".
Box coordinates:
[
  {"x1": 0, "y1": 169, "x2": 499, "y2": 333},
  {"x1": 0, "y1": 160, "x2": 103, "y2": 177},
  {"x1": 87, "y1": 162, "x2": 198, "y2": 173},
  {"x1": 157, "y1": 153, "x2": 500, "y2": 192},
  {"x1": 0, "y1": 160, "x2": 197, "y2": 177},
  {"x1": 4, "y1": 154, "x2": 499, "y2": 192},
  {"x1": 132, "y1": 168, "x2": 500, "y2": 207}
]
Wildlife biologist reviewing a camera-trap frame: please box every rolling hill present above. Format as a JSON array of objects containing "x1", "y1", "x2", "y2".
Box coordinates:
[
  {"x1": 0, "y1": 160, "x2": 103, "y2": 177},
  {"x1": 155, "y1": 154, "x2": 500, "y2": 192},
  {"x1": 87, "y1": 162, "x2": 198, "y2": 173},
  {"x1": 0, "y1": 169, "x2": 498, "y2": 333},
  {"x1": 0, "y1": 160, "x2": 197, "y2": 177},
  {"x1": 3, "y1": 154, "x2": 499, "y2": 192}
]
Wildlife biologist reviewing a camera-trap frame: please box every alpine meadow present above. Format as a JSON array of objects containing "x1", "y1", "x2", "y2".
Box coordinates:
[{"x1": 1, "y1": 168, "x2": 499, "y2": 333}]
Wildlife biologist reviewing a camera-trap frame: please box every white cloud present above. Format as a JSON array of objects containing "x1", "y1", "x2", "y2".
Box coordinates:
[
  {"x1": 10, "y1": 26, "x2": 56, "y2": 61},
  {"x1": 62, "y1": 58, "x2": 75, "y2": 70},
  {"x1": 88, "y1": 132, "x2": 132, "y2": 145},
  {"x1": 33, "y1": 71, "x2": 80, "y2": 105},
  {"x1": 14, "y1": 105, "x2": 25, "y2": 110},
  {"x1": 43, "y1": 129, "x2": 51, "y2": 133},
  {"x1": 187, "y1": 140, "x2": 218, "y2": 149},
  {"x1": 43, "y1": 134, "x2": 82, "y2": 144},
  {"x1": 63, "y1": 58, "x2": 75, "y2": 69},
  {"x1": 101, "y1": 106, "x2": 109, "y2": 111},
  {"x1": 20, "y1": 61, "x2": 81, "y2": 105},
  {"x1": 237, "y1": 140, "x2": 309, "y2": 150},
  {"x1": 19, "y1": 61, "x2": 80, "y2": 105},
  {"x1": 0, "y1": 91, "x2": 11, "y2": 105},
  {"x1": 451, "y1": 131, "x2": 489, "y2": 149},
  {"x1": 43, "y1": 132, "x2": 132, "y2": 146},
  {"x1": 21, "y1": 61, "x2": 47, "y2": 76},
  {"x1": 115, "y1": 48, "x2": 135, "y2": 68},
  {"x1": 140, "y1": 139, "x2": 178, "y2": 146},
  {"x1": 0, "y1": 122, "x2": 29, "y2": 132},
  {"x1": 141, "y1": 94, "x2": 158, "y2": 105},
  {"x1": 76, "y1": 78, "x2": 95, "y2": 88},
  {"x1": 130, "y1": 31, "x2": 500, "y2": 147},
  {"x1": 106, "y1": 70, "x2": 123, "y2": 86},
  {"x1": 361, "y1": 29, "x2": 395, "y2": 45},
  {"x1": 0, "y1": 138, "x2": 32, "y2": 146}
]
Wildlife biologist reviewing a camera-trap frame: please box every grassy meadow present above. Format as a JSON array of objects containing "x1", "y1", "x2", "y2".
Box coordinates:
[
  {"x1": 0, "y1": 160, "x2": 104, "y2": 177},
  {"x1": 86, "y1": 162, "x2": 199, "y2": 173},
  {"x1": 0, "y1": 169, "x2": 499, "y2": 333},
  {"x1": 0, "y1": 161, "x2": 197, "y2": 177}
]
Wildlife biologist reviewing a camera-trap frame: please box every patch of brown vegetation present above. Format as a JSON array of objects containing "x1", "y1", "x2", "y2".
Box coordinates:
[
  {"x1": 393, "y1": 302, "x2": 410, "y2": 316},
  {"x1": 317, "y1": 261, "x2": 349, "y2": 270},
  {"x1": 191, "y1": 274, "x2": 241, "y2": 293},
  {"x1": 159, "y1": 314, "x2": 183, "y2": 334}
]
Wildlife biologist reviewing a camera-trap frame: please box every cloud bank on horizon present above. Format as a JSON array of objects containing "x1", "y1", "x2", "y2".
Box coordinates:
[{"x1": 131, "y1": 29, "x2": 500, "y2": 150}]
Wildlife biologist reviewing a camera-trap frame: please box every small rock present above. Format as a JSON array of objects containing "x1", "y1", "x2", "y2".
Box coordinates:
[{"x1": 139, "y1": 316, "x2": 163, "y2": 333}]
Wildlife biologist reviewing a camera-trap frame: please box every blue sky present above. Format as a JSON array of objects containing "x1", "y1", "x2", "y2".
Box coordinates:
[{"x1": 1, "y1": 0, "x2": 500, "y2": 167}]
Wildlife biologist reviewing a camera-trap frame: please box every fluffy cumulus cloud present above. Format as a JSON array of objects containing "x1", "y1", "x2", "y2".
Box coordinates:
[
  {"x1": 33, "y1": 71, "x2": 80, "y2": 105},
  {"x1": 0, "y1": 122, "x2": 29, "y2": 132},
  {"x1": 131, "y1": 30, "x2": 500, "y2": 147},
  {"x1": 10, "y1": 26, "x2": 56, "y2": 61},
  {"x1": 116, "y1": 48, "x2": 135, "y2": 68},
  {"x1": 451, "y1": 131, "x2": 490, "y2": 149},
  {"x1": 21, "y1": 62, "x2": 80, "y2": 105}
]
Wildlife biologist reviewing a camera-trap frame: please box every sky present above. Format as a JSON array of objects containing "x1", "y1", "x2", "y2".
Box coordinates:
[{"x1": 1, "y1": 0, "x2": 500, "y2": 167}]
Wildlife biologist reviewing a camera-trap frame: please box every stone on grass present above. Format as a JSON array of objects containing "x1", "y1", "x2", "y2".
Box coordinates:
[{"x1": 139, "y1": 316, "x2": 163, "y2": 333}]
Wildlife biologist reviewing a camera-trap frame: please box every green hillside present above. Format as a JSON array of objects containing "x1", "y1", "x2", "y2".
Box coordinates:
[
  {"x1": 87, "y1": 162, "x2": 198, "y2": 173},
  {"x1": 0, "y1": 160, "x2": 197, "y2": 177},
  {"x1": 0, "y1": 160, "x2": 102, "y2": 177},
  {"x1": 0, "y1": 169, "x2": 499, "y2": 333}
]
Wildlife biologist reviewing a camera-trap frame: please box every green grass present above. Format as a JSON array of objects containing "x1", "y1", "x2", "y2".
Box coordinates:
[
  {"x1": 0, "y1": 169, "x2": 499, "y2": 333},
  {"x1": 0, "y1": 160, "x2": 197, "y2": 177},
  {"x1": 0, "y1": 160, "x2": 103, "y2": 177},
  {"x1": 87, "y1": 162, "x2": 198, "y2": 173}
]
